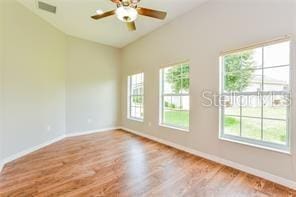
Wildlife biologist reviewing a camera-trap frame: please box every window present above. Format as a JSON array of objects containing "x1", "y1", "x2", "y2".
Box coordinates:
[
  {"x1": 128, "y1": 73, "x2": 144, "y2": 121},
  {"x1": 160, "y1": 63, "x2": 190, "y2": 130},
  {"x1": 220, "y1": 40, "x2": 291, "y2": 152}
]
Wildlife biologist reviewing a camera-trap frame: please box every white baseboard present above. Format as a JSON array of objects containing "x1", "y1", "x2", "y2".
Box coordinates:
[
  {"x1": 1, "y1": 135, "x2": 66, "y2": 171},
  {"x1": 121, "y1": 127, "x2": 296, "y2": 190},
  {"x1": 66, "y1": 127, "x2": 120, "y2": 137},
  {"x1": 0, "y1": 127, "x2": 119, "y2": 173}
]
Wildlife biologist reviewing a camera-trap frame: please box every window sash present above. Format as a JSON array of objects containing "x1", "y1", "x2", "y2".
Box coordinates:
[
  {"x1": 160, "y1": 64, "x2": 190, "y2": 130},
  {"x1": 219, "y1": 40, "x2": 291, "y2": 151},
  {"x1": 128, "y1": 73, "x2": 144, "y2": 120}
]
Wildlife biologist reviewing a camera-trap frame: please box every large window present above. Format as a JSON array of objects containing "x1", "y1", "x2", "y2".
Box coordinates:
[
  {"x1": 160, "y1": 63, "x2": 190, "y2": 130},
  {"x1": 220, "y1": 40, "x2": 291, "y2": 152},
  {"x1": 128, "y1": 73, "x2": 144, "y2": 121}
]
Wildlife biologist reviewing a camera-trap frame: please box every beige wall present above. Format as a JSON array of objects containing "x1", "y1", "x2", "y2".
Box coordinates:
[
  {"x1": 121, "y1": 0, "x2": 296, "y2": 182},
  {"x1": 0, "y1": 1, "x2": 121, "y2": 162},
  {"x1": 0, "y1": 1, "x2": 4, "y2": 161},
  {"x1": 1, "y1": 0, "x2": 66, "y2": 159},
  {"x1": 65, "y1": 36, "x2": 121, "y2": 134}
]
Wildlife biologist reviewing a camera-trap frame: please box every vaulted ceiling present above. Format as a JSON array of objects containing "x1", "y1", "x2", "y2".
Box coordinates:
[{"x1": 17, "y1": 0, "x2": 207, "y2": 48}]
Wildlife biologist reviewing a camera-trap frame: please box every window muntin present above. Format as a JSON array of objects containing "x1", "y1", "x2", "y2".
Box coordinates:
[
  {"x1": 220, "y1": 41, "x2": 291, "y2": 151},
  {"x1": 128, "y1": 73, "x2": 144, "y2": 121},
  {"x1": 160, "y1": 63, "x2": 190, "y2": 130}
]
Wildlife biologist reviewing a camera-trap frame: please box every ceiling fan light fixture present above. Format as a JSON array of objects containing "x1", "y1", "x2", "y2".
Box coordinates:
[
  {"x1": 96, "y1": 9, "x2": 104, "y2": 15},
  {"x1": 115, "y1": 6, "x2": 138, "y2": 22}
]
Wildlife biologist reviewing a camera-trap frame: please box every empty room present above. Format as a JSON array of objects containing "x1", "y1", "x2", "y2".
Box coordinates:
[{"x1": 0, "y1": 0, "x2": 296, "y2": 196}]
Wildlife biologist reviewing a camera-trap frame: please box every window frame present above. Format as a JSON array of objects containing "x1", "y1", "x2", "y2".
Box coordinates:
[
  {"x1": 159, "y1": 62, "x2": 190, "y2": 131},
  {"x1": 127, "y1": 72, "x2": 144, "y2": 122},
  {"x1": 219, "y1": 38, "x2": 292, "y2": 153}
]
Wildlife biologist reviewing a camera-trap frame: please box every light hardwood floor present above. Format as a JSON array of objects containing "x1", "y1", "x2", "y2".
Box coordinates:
[{"x1": 0, "y1": 129, "x2": 295, "y2": 197}]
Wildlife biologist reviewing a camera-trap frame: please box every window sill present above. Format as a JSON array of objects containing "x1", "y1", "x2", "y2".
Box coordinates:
[
  {"x1": 127, "y1": 117, "x2": 144, "y2": 123},
  {"x1": 159, "y1": 124, "x2": 189, "y2": 132},
  {"x1": 219, "y1": 136, "x2": 291, "y2": 155}
]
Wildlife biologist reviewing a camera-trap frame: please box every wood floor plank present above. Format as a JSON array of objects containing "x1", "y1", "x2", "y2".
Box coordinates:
[{"x1": 0, "y1": 129, "x2": 295, "y2": 197}]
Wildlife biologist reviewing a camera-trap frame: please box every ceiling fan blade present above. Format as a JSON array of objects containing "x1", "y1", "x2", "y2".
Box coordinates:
[
  {"x1": 137, "y1": 7, "x2": 167, "y2": 20},
  {"x1": 127, "y1": 21, "x2": 136, "y2": 31},
  {"x1": 91, "y1": 10, "x2": 115, "y2": 20}
]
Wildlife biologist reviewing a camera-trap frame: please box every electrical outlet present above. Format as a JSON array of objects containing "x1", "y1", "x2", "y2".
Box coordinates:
[
  {"x1": 148, "y1": 122, "x2": 152, "y2": 126},
  {"x1": 47, "y1": 125, "x2": 51, "y2": 132},
  {"x1": 87, "y1": 118, "x2": 93, "y2": 123}
]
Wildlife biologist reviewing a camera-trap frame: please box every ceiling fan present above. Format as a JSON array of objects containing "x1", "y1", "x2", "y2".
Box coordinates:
[{"x1": 91, "y1": 0, "x2": 167, "y2": 31}]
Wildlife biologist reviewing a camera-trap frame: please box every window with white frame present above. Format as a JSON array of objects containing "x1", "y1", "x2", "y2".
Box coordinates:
[
  {"x1": 220, "y1": 40, "x2": 291, "y2": 151},
  {"x1": 160, "y1": 63, "x2": 190, "y2": 130},
  {"x1": 128, "y1": 73, "x2": 144, "y2": 121}
]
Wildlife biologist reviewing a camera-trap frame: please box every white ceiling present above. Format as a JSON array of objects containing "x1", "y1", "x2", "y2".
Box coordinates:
[{"x1": 17, "y1": 0, "x2": 207, "y2": 48}]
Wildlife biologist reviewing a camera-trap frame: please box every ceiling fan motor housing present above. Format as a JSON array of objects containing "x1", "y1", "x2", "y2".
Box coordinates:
[{"x1": 115, "y1": 6, "x2": 138, "y2": 22}]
